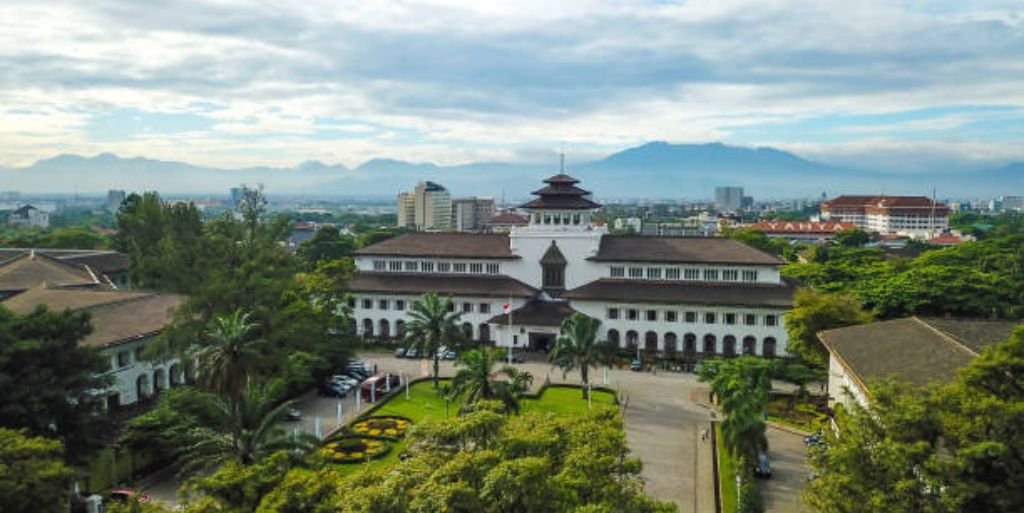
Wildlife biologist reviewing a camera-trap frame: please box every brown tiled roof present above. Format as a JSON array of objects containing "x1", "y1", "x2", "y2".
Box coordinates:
[
  {"x1": 540, "y1": 241, "x2": 567, "y2": 265},
  {"x1": 564, "y1": 279, "x2": 795, "y2": 308},
  {"x1": 1, "y1": 286, "x2": 185, "y2": 348},
  {"x1": 818, "y1": 317, "x2": 1021, "y2": 391},
  {"x1": 347, "y1": 272, "x2": 537, "y2": 298},
  {"x1": 58, "y1": 251, "x2": 131, "y2": 274},
  {"x1": 0, "y1": 252, "x2": 101, "y2": 292},
  {"x1": 590, "y1": 236, "x2": 784, "y2": 265},
  {"x1": 544, "y1": 173, "x2": 580, "y2": 184},
  {"x1": 355, "y1": 233, "x2": 517, "y2": 259},
  {"x1": 488, "y1": 212, "x2": 529, "y2": 226},
  {"x1": 487, "y1": 299, "x2": 577, "y2": 327},
  {"x1": 519, "y1": 196, "x2": 602, "y2": 210}
]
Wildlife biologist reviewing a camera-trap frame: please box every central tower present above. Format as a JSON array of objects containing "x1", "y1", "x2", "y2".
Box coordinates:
[{"x1": 506, "y1": 173, "x2": 606, "y2": 292}]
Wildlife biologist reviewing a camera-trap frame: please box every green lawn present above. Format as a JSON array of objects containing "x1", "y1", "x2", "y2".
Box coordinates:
[
  {"x1": 716, "y1": 423, "x2": 738, "y2": 513},
  {"x1": 332, "y1": 381, "x2": 618, "y2": 476}
]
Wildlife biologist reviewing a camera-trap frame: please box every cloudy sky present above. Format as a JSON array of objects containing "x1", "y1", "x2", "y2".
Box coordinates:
[{"x1": 1, "y1": 0, "x2": 1023, "y2": 172}]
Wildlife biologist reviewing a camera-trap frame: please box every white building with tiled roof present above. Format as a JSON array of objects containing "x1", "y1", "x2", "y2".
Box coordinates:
[{"x1": 349, "y1": 173, "x2": 794, "y2": 361}]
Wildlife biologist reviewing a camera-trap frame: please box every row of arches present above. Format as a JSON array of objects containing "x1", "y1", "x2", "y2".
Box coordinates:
[
  {"x1": 607, "y1": 329, "x2": 777, "y2": 357},
  {"x1": 361, "y1": 318, "x2": 492, "y2": 342},
  {"x1": 133, "y1": 362, "x2": 190, "y2": 404}
]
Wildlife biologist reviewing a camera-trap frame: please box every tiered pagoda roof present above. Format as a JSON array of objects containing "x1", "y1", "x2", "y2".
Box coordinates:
[{"x1": 519, "y1": 174, "x2": 601, "y2": 210}]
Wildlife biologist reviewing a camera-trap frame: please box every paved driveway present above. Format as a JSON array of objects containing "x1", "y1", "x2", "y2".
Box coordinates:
[{"x1": 763, "y1": 428, "x2": 810, "y2": 513}]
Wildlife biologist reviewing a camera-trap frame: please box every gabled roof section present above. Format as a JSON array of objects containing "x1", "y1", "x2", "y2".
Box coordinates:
[
  {"x1": 590, "y1": 236, "x2": 784, "y2": 265},
  {"x1": 818, "y1": 317, "x2": 1021, "y2": 389},
  {"x1": 347, "y1": 272, "x2": 537, "y2": 298},
  {"x1": 564, "y1": 279, "x2": 794, "y2": 308},
  {"x1": 544, "y1": 173, "x2": 579, "y2": 185},
  {"x1": 487, "y1": 298, "x2": 577, "y2": 327},
  {"x1": 540, "y1": 241, "x2": 567, "y2": 265},
  {"x1": 355, "y1": 233, "x2": 517, "y2": 259},
  {"x1": 0, "y1": 251, "x2": 103, "y2": 292},
  {"x1": 1, "y1": 285, "x2": 185, "y2": 348}
]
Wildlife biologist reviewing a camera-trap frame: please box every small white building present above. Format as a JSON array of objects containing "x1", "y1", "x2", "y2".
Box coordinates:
[
  {"x1": 818, "y1": 317, "x2": 1020, "y2": 410},
  {"x1": 348, "y1": 173, "x2": 794, "y2": 361},
  {"x1": 6, "y1": 204, "x2": 49, "y2": 228}
]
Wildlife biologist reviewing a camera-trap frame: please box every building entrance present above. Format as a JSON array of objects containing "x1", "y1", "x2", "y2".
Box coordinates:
[{"x1": 528, "y1": 332, "x2": 555, "y2": 352}]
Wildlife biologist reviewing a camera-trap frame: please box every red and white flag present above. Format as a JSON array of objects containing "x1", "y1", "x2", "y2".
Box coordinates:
[{"x1": 502, "y1": 303, "x2": 511, "y2": 314}]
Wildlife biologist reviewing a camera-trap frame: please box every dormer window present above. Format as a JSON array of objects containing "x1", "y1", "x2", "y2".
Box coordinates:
[{"x1": 540, "y1": 240, "x2": 567, "y2": 292}]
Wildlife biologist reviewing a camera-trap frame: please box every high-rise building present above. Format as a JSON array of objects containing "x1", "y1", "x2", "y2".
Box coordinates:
[
  {"x1": 451, "y1": 197, "x2": 496, "y2": 232},
  {"x1": 396, "y1": 181, "x2": 452, "y2": 231},
  {"x1": 105, "y1": 190, "x2": 126, "y2": 213},
  {"x1": 714, "y1": 186, "x2": 744, "y2": 212},
  {"x1": 229, "y1": 187, "x2": 243, "y2": 208}
]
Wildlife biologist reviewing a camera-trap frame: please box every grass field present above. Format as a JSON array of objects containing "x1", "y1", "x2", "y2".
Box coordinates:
[
  {"x1": 333, "y1": 380, "x2": 618, "y2": 476},
  {"x1": 716, "y1": 423, "x2": 738, "y2": 513}
]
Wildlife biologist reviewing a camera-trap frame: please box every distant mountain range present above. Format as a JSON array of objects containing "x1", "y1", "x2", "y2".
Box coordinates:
[{"x1": 1, "y1": 142, "x2": 1020, "y2": 199}]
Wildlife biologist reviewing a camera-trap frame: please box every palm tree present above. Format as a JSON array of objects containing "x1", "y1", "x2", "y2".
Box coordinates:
[
  {"x1": 698, "y1": 357, "x2": 774, "y2": 473},
  {"x1": 193, "y1": 309, "x2": 262, "y2": 404},
  {"x1": 180, "y1": 384, "x2": 316, "y2": 472},
  {"x1": 404, "y1": 293, "x2": 465, "y2": 388},
  {"x1": 549, "y1": 313, "x2": 613, "y2": 398},
  {"x1": 450, "y1": 348, "x2": 533, "y2": 414}
]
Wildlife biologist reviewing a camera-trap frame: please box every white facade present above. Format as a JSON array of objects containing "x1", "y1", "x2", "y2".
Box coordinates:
[
  {"x1": 827, "y1": 353, "x2": 869, "y2": 410},
  {"x1": 99, "y1": 336, "x2": 184, "y2": 408}
]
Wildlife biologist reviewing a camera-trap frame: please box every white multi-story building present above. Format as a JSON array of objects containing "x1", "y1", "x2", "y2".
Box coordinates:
[
  {"x1": 820, "y1": 195, "x2": 949, "y2": 239},
  {"x1": 452, "y1": 197, "x2": 496, "y2": 232},
  {"x1": 350, "y1": 174, "x2": 793, "y2": 360}
]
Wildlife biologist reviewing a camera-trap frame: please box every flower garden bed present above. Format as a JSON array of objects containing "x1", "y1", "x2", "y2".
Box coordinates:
[
  {"x1": 348, "y1": 415, "x2": 413, "y2": 440},
  {"x1": 322, "y1": 436, "x2": 392, "y2": 463}
]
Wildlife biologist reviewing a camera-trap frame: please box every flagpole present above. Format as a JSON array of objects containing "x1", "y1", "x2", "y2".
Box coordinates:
[{"x1": 507, "y1": 297, "x2": 513, "y2": 366}]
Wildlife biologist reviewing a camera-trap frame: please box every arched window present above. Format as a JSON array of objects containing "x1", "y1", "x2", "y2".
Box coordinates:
[
  {"x1": 573, "y1": 213, "x2": 581, "y2": 224},
  {"x1": 479, "y1": 323, "x2": 491, "y2": 342},
  {"x1": 136, "y1": 374, "x2": 150, "y2": 401},
  {"x1": 396, "y1": 320, "x2": 406, "y2": 338},
  {"x1": 607, "y1": 329, "x2": 621, "y2": 346},
  {"x1": 347, "y1": 318, "x2": 357, "y2": 335},
  {"x1": 703, "y1": 334, "x2": 717, "y2": 354},
  {"x1": 664, "y1": 332, "x2": 678, "y2": 354},
  {"x1": 626, "y1": 330, "x2": 639, "y2": 349},
  {"x1": 362, "y1": 319, "x2": 374, "y2": 337},
  {"x1": 743, "y1": 336, "x2": 757, "y2": 355},
  {"x1": 763, "y1": 337, "x2": 777, "y2": 358},
  {"x1": 462, "y1": 322, "x2": 474, "y2": 340},
  {"x1": 169, "y1": 363, "x2": 182, "y2": 387},
  {"x1": 380, "y1": 319, "x2": 390, "y2": 339},
  {"x1": 645, "y1": 331, "x2": 658, "y2": 352},
  {"x1": 684, "y1": 333, "x2": 697, "y2": 354},
  {"x1": 723, "y1": 335, "x2": 736, "y2": 356},
  {"x1": 153, "y1": 368, "x2": 166, "y2": 394}
]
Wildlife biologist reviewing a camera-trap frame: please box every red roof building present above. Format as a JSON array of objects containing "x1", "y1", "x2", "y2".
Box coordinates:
[{"x1": 820, "y1": 195, "x2": 949, "y2": 238}]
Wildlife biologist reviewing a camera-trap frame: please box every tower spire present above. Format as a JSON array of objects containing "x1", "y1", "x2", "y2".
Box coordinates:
[{"x1": 559, "y1": 152, "x2": 565, "y2": 173}]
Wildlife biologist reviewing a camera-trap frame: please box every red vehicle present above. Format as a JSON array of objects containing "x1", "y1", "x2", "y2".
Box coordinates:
[
  {"x1": 108, "y1": 488, "x2": 150, "y2": 504},
  {"x1": 360, "y1": 374, "x2": 389, "y2": 402}
]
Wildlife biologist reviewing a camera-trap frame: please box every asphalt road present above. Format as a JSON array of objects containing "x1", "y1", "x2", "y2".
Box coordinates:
[{"x1": 763, "y1": 427, "x2": 811, "y2": 513}]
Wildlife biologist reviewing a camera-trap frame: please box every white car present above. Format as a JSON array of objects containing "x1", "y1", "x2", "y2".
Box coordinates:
[{"x1": 331, "y1": 375, "x2": 359, "y2": 387}]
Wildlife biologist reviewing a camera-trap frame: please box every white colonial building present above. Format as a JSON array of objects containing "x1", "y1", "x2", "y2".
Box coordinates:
[{"x1": 348, "y1": 174, "x2": 794, "y2": 360}]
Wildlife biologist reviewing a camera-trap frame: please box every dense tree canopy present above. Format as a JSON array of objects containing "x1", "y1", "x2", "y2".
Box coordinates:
[
  {"x1": 785, "y1": 289, "x2": 874, "y2": 366},
  {"x1": 0, "y1": 306, "x2": 110, "y2": 463},
  {"x1": 0, "y1": 428, "x2": 72, "y2": 513}
]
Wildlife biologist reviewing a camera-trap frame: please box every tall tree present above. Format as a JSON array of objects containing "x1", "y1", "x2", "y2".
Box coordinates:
[
  {"x1": 193, "y1": 309, "x2": 262, "y2": 403},
  {"x1": 785, "y1": 288, "x2": 874, "y2": 366},
  {"x1": 403, "y1": 293, "x2": 465, "y2": 388},
  {"x1": 699, "y1": 357, "x2": 776, "y2": 475},
  {"x1": 0, "y1": 306, "x2": 110, "y2": 463},
  {"x1": 0, "y1": 428, "x2": 73, "y2": 513},
  {"x1": 550, "y1": 313, "x2": 613, "y2": 398},
  {"x1": 297, "y1": 225, "x2": 356, "y2": 267},
  {"x1": 450, "y1": 348, "x2": 534, "y2": 414}
]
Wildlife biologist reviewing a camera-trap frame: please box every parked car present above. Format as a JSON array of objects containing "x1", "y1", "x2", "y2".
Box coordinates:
[
  {"x1": 331, "y1": 375, "x2": 359, "y2": 387},
  {"x1": 346, "y1": 367, "x2": 370, "y2": 380},
  {"x1": 320, "y1": 381, "x2": 351, "y2": 398},
  {"x1": 284, "y1": 408, "x2": 302, "y2": 421},
  {"x1": 394, "y1": 347, "x2": 407, "y2": 358},
  {"x1": 629, "y1": 359, "x2": 643, "y2": 372},
  {"x1": 508, "y1": 353, "x2": 525, "y2": 364},
  {"x1": 754, "y1": 452, "x2": 772, "y2": 478},
  {"x1": 804, "y1": 432, "x2": 823, "y2": 447},
  {"x1": 442, "y1": 349, "x2": 458, "y2": 360},
  {"x1": 348, "y1": 361, "x2": 374, "y2": 374},
  {"x1": 406, "y1": 348, "x2": 418, "y2": 358},
  {"x1": 387, "y1": 373, "x2": 401, "y2": 388},
  {"x1": 108, "y1": 488, "x2": 150, "y2": 504}
]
